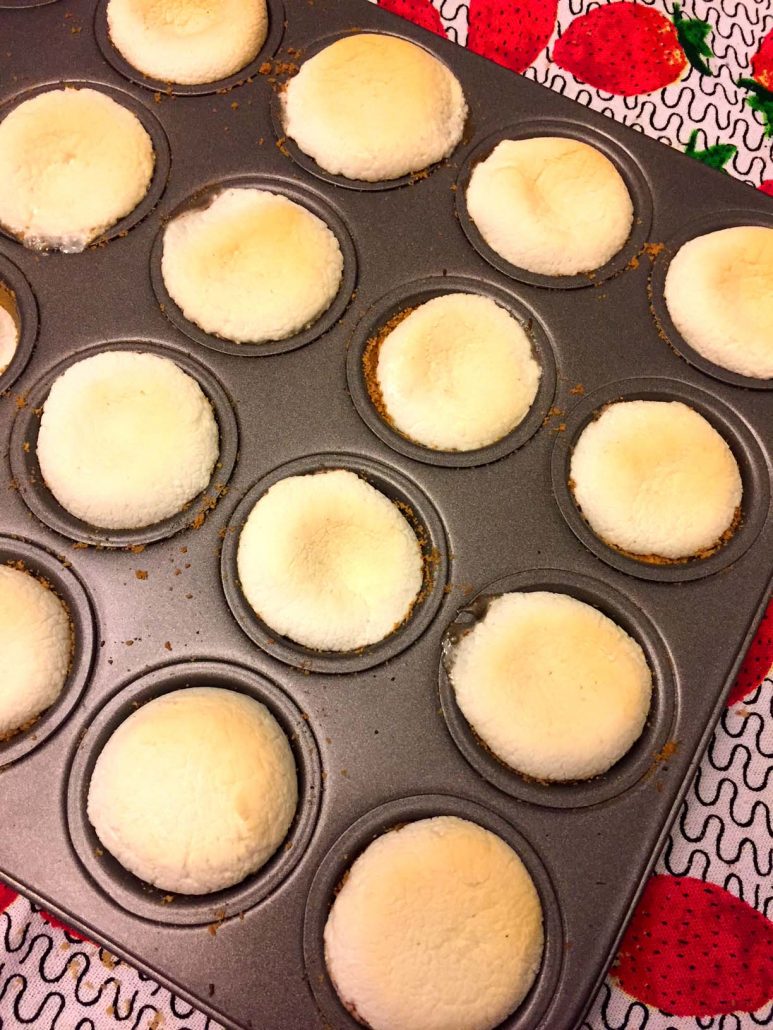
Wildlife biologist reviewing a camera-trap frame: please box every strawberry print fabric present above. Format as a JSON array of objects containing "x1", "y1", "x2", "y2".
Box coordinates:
[
  {"x1": 1, "y1": 3, "x2": 772, "y2": 1028},
  {"x1": 407, "y1": 0, "x2": 773, "y2": 191}
]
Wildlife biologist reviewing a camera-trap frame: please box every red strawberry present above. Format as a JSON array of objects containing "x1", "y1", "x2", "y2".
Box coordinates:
[
  {"x1": 553, "y1": 2, "x2": 713, "y2": 97},
  {"x1": 0, "y1": 883, "x2": 18, "y2": 912},
  {"x1": 726, "y1": 598, "x2": 773, "y2": 706},
  {"x1": 615, "y1": 874, "x2": 773, "y2": 1016},
  {"x1": 760, "y1": 179, "x2": 773, "y2": 197},
  {"x1": 467, "y1": 0, "x2": 558, "y2": 74},
  {"x1": 739, "y1": 29, "x2": 773, "y2": 136},
  {"x1": 39, "y1": 908, "x2": 91, "y2": 943},
  {"x1": 378, "y1": 0, "x2": 445, "y2": 37}
]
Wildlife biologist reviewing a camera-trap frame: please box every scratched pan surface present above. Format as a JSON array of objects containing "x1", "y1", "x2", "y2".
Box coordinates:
[{"x1": 0, "y1": 1, "x2": 771, "y2": 1028}]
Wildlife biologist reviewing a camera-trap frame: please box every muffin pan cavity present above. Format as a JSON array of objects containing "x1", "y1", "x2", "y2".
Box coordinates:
[
  {"x1": 270, "y1": 29, "x2": 470, "y2": 192},
  {"x1": 552, "y1": 378, "x2": 770, "y2": 582},
  {"x1": 439, "y1": 569, "x2": 677, "y2": 809},
  {"x1": 304, "y1": 794, "x2": 563, "y2": 1030},
  {"x1": 0, "y1": 81, "x2": 170, "y2": 251},
  {"x1": 94, "y1": 0, "x2": 285, "y2": 97},
  {"x1": 456, "y1": 118, "x2": 653, "y2": 290},
  {"x1": 221, "y1": 452, "x2": 449, "y2": 673},
  {"x1": 649, "y1": 209, "x2": 773, "y2": 391},
  {"x1": 66, "y1": 660, "x2": 322, "y2": 926},
  {"x1": 10, "y1": 340, "x2": 238, "y2": 548},
  {"x1": 346, "y1": 274, "x2": 556, "y2": 467},
  {"x1": 0, "y1": 536, "x2": 95, "y2": 767},
  {"x1": 0, "y1": 252, "x2": 37, "y2": 391},
  {"x1": 150, "y1": 174, "x2": 357, "y2": 358}
]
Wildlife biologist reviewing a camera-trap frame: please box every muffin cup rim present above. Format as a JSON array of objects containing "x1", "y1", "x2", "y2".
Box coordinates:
[
  {"x1": 92, "y1": 0, "x2": 286, "y2": 97},
  {"x1": 0, "y1": 0, "x2": 61, "y2": 7},
  {"x1": 0, "y1": 535, "x2": 96, "y2": 768},
  {"x1": 0, "y1": 251, "x2": 38, "y2": 392},
  {"x1": 438, "y1": 567, "x2": 679, "y2": 810},
  {"x1": 0, "y1": 79, "x2": 170, "y2": 252},
  {"x1": 149, "y1": 173, "x2": 358, "y2": 358},
  {"x1": 269, "y1": 25, "x2": 472, "y2": 193},
  {"x1": 649, "y1": 209, "x2": 773, "y2": 391}
]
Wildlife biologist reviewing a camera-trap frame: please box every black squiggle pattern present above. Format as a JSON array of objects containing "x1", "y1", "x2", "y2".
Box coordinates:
[
  {"x1": 431, "y1": 0, "x2": 773, "y2": 188},
  {"x1": 0, "y1": 893, "x2": 220, "y2": 1029}
]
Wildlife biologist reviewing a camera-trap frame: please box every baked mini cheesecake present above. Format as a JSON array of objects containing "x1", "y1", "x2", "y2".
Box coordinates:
[
  {"x1": 664, "y1": 225, "x2": 773, "y2": 379},
  {"x1": 324, "y1": 815, "x2": 544, "y2": 1030},
  {"x1": 0, "y1": 566, "x2": 71, "y2": 739},
  {"x1": 0, "y1": 87, "x2": 154, "y2": 252},
  {"x1": 87, "y1": 687, "x2": 297, "y2": 894},
  {"x1": 283, "y1": 33, "x2": 467, "y2": 182},
  {"x1": 570, "y1": 400, "x2": 742, "y2": 561},
  {"x1": 466, "y1": 136, "x2": 633, "y2": 276},
  {"x1": 370, "y1": 293, "x2": 541, "y2": 451},
  {"x1": 161, "y1": 188, "x2": 344, "y2": 343},
  {"x1": 237, "y1": 469, "x2": 423, "y2": 651},
  {"x1": 107, "y1": 0, "x2": 268, "y2": 85},
  {"x1": 37, "y1": 351, "x2": 219, "y2": 530},
  {"x1": 449, "y1": 591, "x2": 652, "y2": 781},
  {"x1": 0, "y1": 286, "x2": 18, "y2": 375}
]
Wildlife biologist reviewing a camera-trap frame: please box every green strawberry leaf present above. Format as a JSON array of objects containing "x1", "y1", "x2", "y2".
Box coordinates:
[
  {"x1": 685, "y1": 129, "x2": 736, "y2": 171},
  {"x1": 672, "y1": 3, "x2": 713, "y2": 76},
  {"x1": 738, "y1": 77, "x2": 773, "y2": 137}
]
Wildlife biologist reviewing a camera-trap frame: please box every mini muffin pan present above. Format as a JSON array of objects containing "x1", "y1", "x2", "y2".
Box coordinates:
[{"x1": 0, "y1": 1, "x2": 770, "y2": 1028}]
